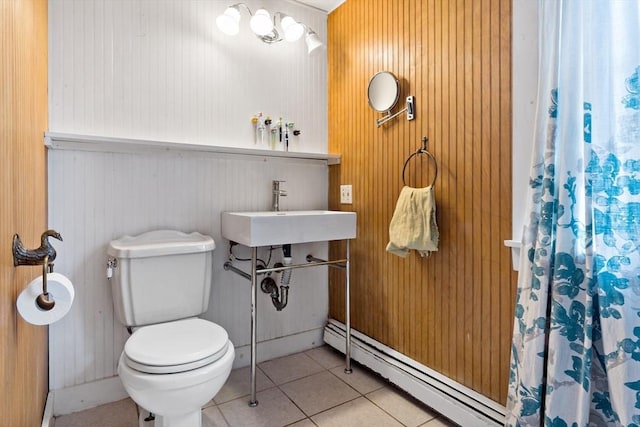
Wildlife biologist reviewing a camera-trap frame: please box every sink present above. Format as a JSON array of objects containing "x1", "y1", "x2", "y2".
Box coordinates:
[{"x1": 221, "y1": 210, "x2": 357, "y2": 247}]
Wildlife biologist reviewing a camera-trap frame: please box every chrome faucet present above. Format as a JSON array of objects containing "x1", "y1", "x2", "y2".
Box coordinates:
[{"x1": 272, "y1": 180, "x2": 287, "y2": 211}]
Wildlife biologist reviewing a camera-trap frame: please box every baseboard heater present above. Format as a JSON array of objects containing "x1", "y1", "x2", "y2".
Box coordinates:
[{"x1": 324, "y1": 319, "x2": 506, "y2": 426}]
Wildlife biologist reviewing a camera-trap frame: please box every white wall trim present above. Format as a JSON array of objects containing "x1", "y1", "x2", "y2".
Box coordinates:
[
  {"x1": 51, "y1": 376, "x2": 128, "y2": 416},
  {"x1": 41, "y1": 392, "x2": 54, "y2": 427},
  {"x1": 45, "y1": 132, "x2": 341, "y2": 165},
  {"x1": 232, "y1": 326, "x2": 324, "y2": 369},
  {"x1": 504, "y1": 239, "x2": 522, "y2": 271},
  {"x1": 511, "y1": 0, "x2": 539, "y2": 239}
]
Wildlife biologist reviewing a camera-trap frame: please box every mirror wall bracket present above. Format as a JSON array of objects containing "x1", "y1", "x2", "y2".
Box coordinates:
[{"x1": 376, "y1": 96, "x2": 415, "y2": 128}]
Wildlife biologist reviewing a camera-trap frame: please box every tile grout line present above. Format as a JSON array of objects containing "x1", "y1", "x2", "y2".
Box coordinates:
[{"x1": 213, "y1": 349, "x2": 447, "y2": 427}]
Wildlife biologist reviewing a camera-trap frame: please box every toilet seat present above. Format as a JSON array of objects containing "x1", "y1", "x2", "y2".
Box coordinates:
[{"x1": 124, "y1": 318, "x2": 230, "y2": 374}]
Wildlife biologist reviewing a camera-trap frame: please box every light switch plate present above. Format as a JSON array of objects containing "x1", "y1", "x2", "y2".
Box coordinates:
[{"x1": 340, "y1": 185, "x2": 352, "y2": 204}]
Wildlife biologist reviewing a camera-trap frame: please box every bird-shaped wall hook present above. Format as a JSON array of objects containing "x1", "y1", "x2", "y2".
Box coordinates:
[{"x1": 13, "y1": 229, "x2": 63, "y2": 267}]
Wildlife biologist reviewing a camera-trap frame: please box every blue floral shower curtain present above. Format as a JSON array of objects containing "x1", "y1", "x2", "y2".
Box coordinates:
[{"x1": 506, "y1": 1, "x2": 640, "y2": 425}]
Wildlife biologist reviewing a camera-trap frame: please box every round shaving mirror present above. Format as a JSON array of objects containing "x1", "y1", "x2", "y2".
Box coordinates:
[{"x1": 367, "y1": 71, "x2": 400, "y2": 112}]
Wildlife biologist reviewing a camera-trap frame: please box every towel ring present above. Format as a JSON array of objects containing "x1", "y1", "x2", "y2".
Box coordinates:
[{"x1": 402, "y1": 136, "x2": 438, "y2": 188}]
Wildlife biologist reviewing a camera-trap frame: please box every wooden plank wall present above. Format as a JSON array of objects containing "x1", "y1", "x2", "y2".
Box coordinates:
[
  {"x1": 327, "y1": 0, "x2": 516, "y2": 404},
  {"x1": 0, "y1": 0, "x2": 49, "y2": 425}
]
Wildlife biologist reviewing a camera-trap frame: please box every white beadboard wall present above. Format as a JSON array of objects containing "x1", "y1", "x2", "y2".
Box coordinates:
[
  {"x1": 48, "y1": 148, "x2": 331, "y2": 391},
  {"x1": 48, "y1": 0, "x2": 328, "y2": 152},
  {"x1": 47, "y1": 0, "x2": 332, "y2": 398}
]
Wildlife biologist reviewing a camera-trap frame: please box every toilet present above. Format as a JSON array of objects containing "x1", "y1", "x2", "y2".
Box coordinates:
[{"x1": 107, "y1": 230, "x2": 234, "y2": 427}]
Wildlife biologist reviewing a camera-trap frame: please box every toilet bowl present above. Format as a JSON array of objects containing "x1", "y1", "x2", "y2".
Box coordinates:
[
  {"x1": 117, "y1": 318, "x2": 234, "y2": 427},
  {"x1": 107, "y1": 230, "x2": 234, "y2": 427}
]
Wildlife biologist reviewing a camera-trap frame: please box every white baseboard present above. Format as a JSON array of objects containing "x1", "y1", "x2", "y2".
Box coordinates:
[
  {"x1": 50, "y1": 327, "x2": 324, "y2": 416},
  {"x1": 41, "y1": 392, "x2": 54, "y2": 427},
  {"x1": 324, "y1": 319, "x2": 505, "y2": 426},
  {"x1": 232, "y1": 327, "x2": 324, "y2": 369},
  {"x1": 51, "y1": 376, "x2": 128, "y2": 416}
]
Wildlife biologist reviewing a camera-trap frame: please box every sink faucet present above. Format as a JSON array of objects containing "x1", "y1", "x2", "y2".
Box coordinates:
[{"x1": 272, "y1": 180, "x2": 287, "y2": 211}]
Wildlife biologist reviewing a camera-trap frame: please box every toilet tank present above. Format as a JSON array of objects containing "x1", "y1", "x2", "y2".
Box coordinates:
[{"x1": 107, "y1": 230, "x2": 215, "y2": 327}]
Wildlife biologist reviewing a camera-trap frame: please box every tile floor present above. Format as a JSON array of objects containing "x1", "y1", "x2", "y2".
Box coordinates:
[{"x1": 53, "y1": 345, "x2": 458, "y2": 427}]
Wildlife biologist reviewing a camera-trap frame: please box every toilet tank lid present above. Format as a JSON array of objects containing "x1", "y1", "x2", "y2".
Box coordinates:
[{"x1": 107, "y1": 230, "x2": 215, "y2": 258}]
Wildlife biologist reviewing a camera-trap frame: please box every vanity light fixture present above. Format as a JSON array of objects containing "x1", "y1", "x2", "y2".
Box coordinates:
[{"x1": 216, "y1": 3, "x2": 324, "y2": 55}]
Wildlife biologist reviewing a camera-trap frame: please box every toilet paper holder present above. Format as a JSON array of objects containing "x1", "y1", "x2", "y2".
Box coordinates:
[{"x1": 12, "y1": 230, "x2": 63, "y2": 311}]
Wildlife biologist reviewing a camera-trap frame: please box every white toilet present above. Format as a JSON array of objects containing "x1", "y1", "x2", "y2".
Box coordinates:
[{"x1": 107, "y1": 230, "x2": 234, "y2": 427}]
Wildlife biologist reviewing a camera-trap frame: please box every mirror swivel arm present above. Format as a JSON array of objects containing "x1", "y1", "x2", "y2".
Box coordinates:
[{"x1": 376, "y1": 96, "x2": 415, "y2": 128}]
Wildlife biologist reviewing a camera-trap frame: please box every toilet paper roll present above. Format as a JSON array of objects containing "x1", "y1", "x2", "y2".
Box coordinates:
[{"x1": 17, "y1": 272, "x2": 75, "y2": 325}]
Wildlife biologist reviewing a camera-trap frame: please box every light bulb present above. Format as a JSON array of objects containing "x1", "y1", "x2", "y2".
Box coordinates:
[
  {"x1": 305, "y1": 30, "x2": 324, "y2": 55},
  {"x1": 281, "y1": 15, "x2": 304, "y2": 42},
  {"x1": 216, "y1": 6, "x2": 241, "y2": 36},
  {"x1": 250, "y1": 9, "x2": 273, "y2": 36}
]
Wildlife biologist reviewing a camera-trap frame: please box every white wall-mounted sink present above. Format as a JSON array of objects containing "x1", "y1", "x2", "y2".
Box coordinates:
[{"x1": 221, "y1": 210, "x2": 357, "y2": 247}]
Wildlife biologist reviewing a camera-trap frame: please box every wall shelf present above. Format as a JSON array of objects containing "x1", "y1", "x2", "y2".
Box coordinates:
[{"x1": 44, "y1": 132, "x2": 341, "y2": 165}]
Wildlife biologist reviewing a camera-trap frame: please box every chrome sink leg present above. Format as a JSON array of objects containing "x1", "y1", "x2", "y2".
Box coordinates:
[
  {"x1": 249, "y1": 247, "x2": 258, "y2": 407},
  {"x1": 345, "y1": 239, "x2": 352, "y2": 373},
  {"x1": 238, "y1": 240, "x2": 352, "y2": 405}
]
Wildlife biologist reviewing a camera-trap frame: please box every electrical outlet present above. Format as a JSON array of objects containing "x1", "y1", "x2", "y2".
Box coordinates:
[{"x1": 340, "y1": 185, "x2": 353, "y2": 204}]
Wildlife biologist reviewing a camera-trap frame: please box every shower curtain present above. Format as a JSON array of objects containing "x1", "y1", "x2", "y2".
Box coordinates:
[{"x1": 506, "y1": 1, "x2": 640, "y2": 425}]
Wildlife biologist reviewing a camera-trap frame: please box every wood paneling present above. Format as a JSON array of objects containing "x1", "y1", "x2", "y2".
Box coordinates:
[
  {"x1": 328, "y1": 0, "x2": 516, "y2": 404},
  {"x1": 0, "y1": 0, "x2": 49, "y2": 425}
]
